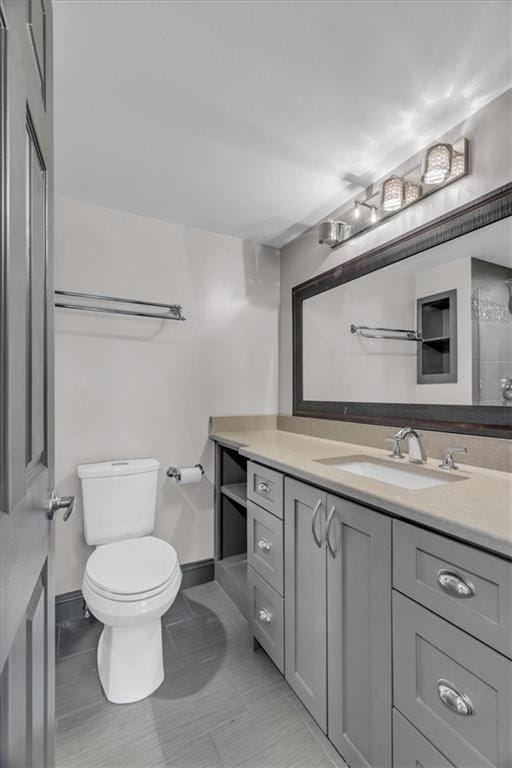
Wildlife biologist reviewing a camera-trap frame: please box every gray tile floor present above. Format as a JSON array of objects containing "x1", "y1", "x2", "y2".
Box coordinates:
[{"x1": 56, "y1": 582, "x2": 347, "y2": 768}]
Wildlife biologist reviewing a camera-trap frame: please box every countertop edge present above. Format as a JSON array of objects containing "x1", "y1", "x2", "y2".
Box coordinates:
[{"x1": 210, "y1": 432, "x2": 512, "y2": 561}]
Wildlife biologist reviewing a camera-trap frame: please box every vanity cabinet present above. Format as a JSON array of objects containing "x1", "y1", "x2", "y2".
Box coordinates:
[
  {"x1": 212, "y1": 444, "x2": 512, "y2": 768},
  {"x1": 284, "y1": 478, "x2": 392, "y2": 768}
]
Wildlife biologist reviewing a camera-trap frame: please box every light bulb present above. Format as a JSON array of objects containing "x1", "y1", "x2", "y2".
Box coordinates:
[
  {"x1": 354, "y1": 200, "x2": 361, "y2": 219},
  {"x1": 370, "y1": 207, "x2": 377, "y2": 224}
]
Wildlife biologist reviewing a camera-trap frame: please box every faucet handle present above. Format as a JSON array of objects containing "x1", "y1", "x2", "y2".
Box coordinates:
[
  {"x1": 439, "y1": 446, "x2": 467, "y2": 470},
  {"x1": 386, "y1": 435, "x2": 403, "y2": 460}
]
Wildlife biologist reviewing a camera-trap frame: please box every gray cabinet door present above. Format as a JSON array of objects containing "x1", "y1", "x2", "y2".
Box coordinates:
[
  {"x1": 247, "y1": 500, "x2": 284, "y2": 595},
  {"x1": 284, "y1": 478, "x2": 327, "y2": 731},
  {"x1": 393, "y1": 710, "x2": 456, "y2": 768},
  {"x1": 394, "y1": 591, "x2": 512, "y2": 768},
  {"x1": 327, "y1": 495, "x2": 392, "y2": 768},
  {"x1": 247, "y1": 566, "x2": 284, "y2": 673},
  {"x1": 247, "y1": 461, "x2": 284, "y2": 518},
  {"x1": 393, "y1": 520, "x2": 512, "y2": 658}
]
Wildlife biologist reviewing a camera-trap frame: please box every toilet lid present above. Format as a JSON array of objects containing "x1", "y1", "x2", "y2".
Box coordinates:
[{"x1": 86, "y1": 536, "x2": 178, "y2": 596}]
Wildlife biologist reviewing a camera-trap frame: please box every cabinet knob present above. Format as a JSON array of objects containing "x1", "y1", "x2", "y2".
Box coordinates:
[
  {"x1": 258, "y1": 607, "x2": 272, "y2": 624},
  {"x1": 257, "y1": 538, "x2": 272, "y2": 553},
  {"x1": 257, "y1": 481, "x2": 271, "y2": 494},
  {"x1": 437, "y1": 569, "x2": 476, "y2": 598},
  {"x1": 437, "y1": 679, "x2": 475, "y2": 716}
]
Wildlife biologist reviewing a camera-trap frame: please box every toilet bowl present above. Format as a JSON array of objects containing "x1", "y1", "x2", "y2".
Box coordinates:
[
  {"x1": 77, "y1": 458, "x2": 182, "y2": 705},
  {"x1": 83, "y1": 536, "x2": 182, "y2": 703}
]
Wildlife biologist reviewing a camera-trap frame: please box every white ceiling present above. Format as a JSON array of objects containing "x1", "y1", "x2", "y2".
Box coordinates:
[{"x1": 53, "y1": 0, "x2": 512, "y2": 248}]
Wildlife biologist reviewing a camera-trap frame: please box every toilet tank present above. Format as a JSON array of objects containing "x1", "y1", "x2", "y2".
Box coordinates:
[{"x1": 77, "y1": 458, "x2": 160, "y2": 545}]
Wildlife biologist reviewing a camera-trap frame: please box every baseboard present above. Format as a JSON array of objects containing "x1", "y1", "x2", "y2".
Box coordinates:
[
  {"x1": 55, "y1": 590, "x2": 84, "y2": 624},
  {"x1": 180, "y1": 558, "x2": 215, "y2": 589},
  {"x1": 55, "y1": 558, "x2": 215, "y2": 624}
]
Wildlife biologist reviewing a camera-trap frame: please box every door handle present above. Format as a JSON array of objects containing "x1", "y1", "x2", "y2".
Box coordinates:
[
  {"x1": 48, "y1": 490, "x2": 75, "y2": 521},
  {"x1": 311, "y1": 499, "x2": 323, "y2": 548},
  {"x1": 325, "y1": 505, "x2": 337, "y2": 557}
]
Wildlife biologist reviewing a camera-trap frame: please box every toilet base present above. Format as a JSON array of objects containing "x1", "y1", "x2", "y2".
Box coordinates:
[{"x1": 97, "y1": 619, "x2": 164, "y2": 704}]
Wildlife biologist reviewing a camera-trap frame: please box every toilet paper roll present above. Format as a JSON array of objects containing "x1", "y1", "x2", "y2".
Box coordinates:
[{"x1": 176, "y1": 466, "x2": 202, "y2": 485}]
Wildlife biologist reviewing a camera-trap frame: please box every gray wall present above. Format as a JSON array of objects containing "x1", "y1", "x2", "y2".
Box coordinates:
[{"x1": 279, "y1": 89, "x2": 512, "y2": 414}]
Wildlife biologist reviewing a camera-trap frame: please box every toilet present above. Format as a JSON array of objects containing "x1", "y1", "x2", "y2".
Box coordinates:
[{"x1": 78, "y1": 458, "x2": 182, "y2": 704}]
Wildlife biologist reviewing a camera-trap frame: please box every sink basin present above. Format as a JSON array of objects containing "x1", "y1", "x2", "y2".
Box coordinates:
[{"x1": 315, "y1": 455, "x2": 466, "y2": 490}]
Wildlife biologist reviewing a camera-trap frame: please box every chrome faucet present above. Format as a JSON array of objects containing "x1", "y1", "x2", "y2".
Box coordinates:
[{"x1": 387, "y1": 428, "x2": 427, "y2": 464}]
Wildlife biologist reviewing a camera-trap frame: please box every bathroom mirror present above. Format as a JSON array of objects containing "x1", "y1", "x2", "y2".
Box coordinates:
[{"x1": 293, "y1": 183, "x2": 512, "y2": 437}]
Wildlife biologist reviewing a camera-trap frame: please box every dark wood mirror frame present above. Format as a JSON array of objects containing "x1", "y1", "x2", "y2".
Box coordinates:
[{"x1": 293, "y1": 182, "x2": 512, "y2": 438}]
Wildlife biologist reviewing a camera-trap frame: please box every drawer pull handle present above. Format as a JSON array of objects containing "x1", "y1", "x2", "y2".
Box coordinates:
[
  {"x1": 257, "y1": 481, "x2": 271, "y2": 494},
  {"x1": 437, "y1": 569, "x2": 476, "y2": 598},
  {"x1": 325, "y1": 505, "x2": 337, "y2": 558},
  {"x1": 311, "y1": 499, "x2": 323, "y2": 548},
  {"x1": 437, "y1": 679, "x2": 475, "y2": 716},
  {"x1": 257, "y1": 538, "x2": 272, "y2": 553},
  {"x1": 258, "y1": 608, "x2": 272, "y2": 623}
]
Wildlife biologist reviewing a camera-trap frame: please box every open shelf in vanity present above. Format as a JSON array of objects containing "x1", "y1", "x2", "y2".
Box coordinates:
[{"x1": 214, "y1": 441, "x2": 248, "y2": 616}]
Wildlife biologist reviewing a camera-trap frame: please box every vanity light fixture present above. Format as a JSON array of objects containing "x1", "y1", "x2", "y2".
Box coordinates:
[
  {"x1": 382, "y1": 176, "x2": 404, "y2": 212},
  {"x1": 422, "y1": 142, "x2": 452, "y2": 184},
  {"x1": 317, "y1": 137, "x2": 468, "y2": 248},
  {"x1": 404, "y1": 181, "x2": 422, "y2": 205}
]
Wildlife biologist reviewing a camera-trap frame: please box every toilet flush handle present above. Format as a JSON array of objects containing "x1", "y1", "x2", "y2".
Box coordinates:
[{"x1": 48, "y1": 489, "x2": 75, "y2": 521}]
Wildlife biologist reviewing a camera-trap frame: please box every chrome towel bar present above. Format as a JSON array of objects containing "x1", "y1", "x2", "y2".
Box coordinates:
[
  {"x1": 350, "y1": 323, "x2": 422, "y2": 342},
  {"x1": 55, "y1": 290, "x2": 185, "y2": 321}
]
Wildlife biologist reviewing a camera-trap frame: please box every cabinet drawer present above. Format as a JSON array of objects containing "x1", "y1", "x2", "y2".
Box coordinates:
[
  {"x1": 393, "y1": 591, "x2": 512, "y2": 768},
  {"x1": 247, "y1": 500, "x2": 283, "y2": 595},
  {"x1": 393, "y1": 710, "x2": 455, "y2": 768},
  {"x1": 247, "y1": 566, "x2": 284, "y2": 673},
  {"x1": 247, "y1": 461, "x2": 283, "y2": 519},
  {"x1": 393, "y1": 520, "x2": 512, "y2": 658}
]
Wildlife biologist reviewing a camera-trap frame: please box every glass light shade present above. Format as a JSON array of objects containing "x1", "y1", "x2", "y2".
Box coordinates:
[
  {"x1": 318, "y1": 219, "x2": 345, "y2": 246},
  {"x1": 382, "y1": 176, "x2": 404, "y2": 211},
  {"x1": 404, "y1": 181, "x2": 422, "y2": 205},
  {"x1": 422, "y1": 143, "x2": 452, "y2": 184},
  {"x1": 450, "y1": 151, "x2": 465, "y2": 177}
]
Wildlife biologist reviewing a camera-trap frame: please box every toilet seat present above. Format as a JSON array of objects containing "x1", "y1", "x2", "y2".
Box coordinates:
[
  {"x1": 83, "y1": 566, "x2": 180, "y2": 602},
  {"x1": 85, "y1": 536, "x2": 179, "y2": 601}
]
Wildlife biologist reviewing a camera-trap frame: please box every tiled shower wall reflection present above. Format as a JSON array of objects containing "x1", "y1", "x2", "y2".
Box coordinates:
[{"x1": 472, "y1": 258, "x2": 512, "y2": 405}]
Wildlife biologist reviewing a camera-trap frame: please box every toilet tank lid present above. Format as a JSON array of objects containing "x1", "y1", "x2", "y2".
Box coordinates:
[{"x1": 77, "y1": 458, "x2": 160, "y2": 479}]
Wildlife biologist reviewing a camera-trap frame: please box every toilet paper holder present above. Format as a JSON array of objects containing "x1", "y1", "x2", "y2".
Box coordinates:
[{"x1": 166, "y1": 464, "x2": 204, "y2": 481}]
